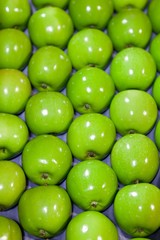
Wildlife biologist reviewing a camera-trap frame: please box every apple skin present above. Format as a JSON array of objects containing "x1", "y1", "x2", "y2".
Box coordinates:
[
  {"x1": 18, "y1": 185, "x2": 72, "y2": 239},
  {"x1": 66, "y1": 66, "x2": 115, "y2": 114},
  {"x1": 0, "y1": 161, "x2": 26, "y2": 211},
  {"x1": 22, "y1": 134, "x2": 72, "y2": 185},
  {"x1": 110, "y1": 47, "x2": 156, "y2": 91},
  {"x1": 28, "y1": 45, "x2": 72, "y2": 92},
  {"x1": 67, "y1": 113, "x2": 116, "y2": 161},
  {"x1": 112, "y1": 0, "x2": 148, "y2": 12},
  {"x1": 28, "y1": 6, "x2": 74, "y2": 49},
  {"x1": 131, "y1": 238, "x2": 151, "y2": 240},
  {"x1": 149, "y1": 33, "x2": 160, "y2": 72},
  {"x1": 114, "y1": 183, "x2": 160, "y2": 237},
  {"x1": 67, "y1": 28, "x2": 113, "y2": 70},
  {"x1": 152, "y1": 75, "x2": 160, "y2": 108},
  {"x1": 0, "y1": 28, "x2": 32, "y2": 70},
  {"x1": 154, "y1": 120, "x2": 160, "y2": 150},
  {"x1": 0, "y1": 0, "x2": 31, "y2": 30},
  {"x1": 25, "y1": 91, "x2": 74, "y2": 135},
  {"x1": 0, "y1": 113, "x2": 29, "y2": 160},
  {"x1": 68, "y1": 0, "x2": 114, "y2": 30},
  {"x1": 110, "y1": 133, "x2": 159, "y2": 185},
  {"x1": 109, "y1": 90, "x2": 158, "y2": 135},
  {"x1": 32, "y1": 0, "x2": 69, "y2": 9},
  {"x1": 0, "y1": 216, "x2": 22, "y2": 240},
  {"x1": 0, "y1": 69, "x2": 32, "y2": 114},
  {"x1": 66, "y1": 159, "x2": 118, "y2": 211},
  {"x1": 66, "y1": 211, "x2": 118, "y2": 240},
  {"x1": 107, "y1": 8, "x2": 152, "y2": 51},
  {"x1": 147, "y1": 0, "x2": 160, "y2": 33}
]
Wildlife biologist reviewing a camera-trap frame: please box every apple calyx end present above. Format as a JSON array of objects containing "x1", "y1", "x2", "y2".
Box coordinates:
[
  {"x1": 41, "y1": 173, "x2": 49, "y2": 180},
  {"x1": 39, "y1": 229, "x2": 48, "y2": 238},
  {"x1": 91, "y1": 201, "x2": 98, "y2": 208},
  {"x1": 87, "y1": 151, "x2": 96, "y2": 158},
  {"x1": 41, "y1": 83, "x2": 49, "y2": 90}
]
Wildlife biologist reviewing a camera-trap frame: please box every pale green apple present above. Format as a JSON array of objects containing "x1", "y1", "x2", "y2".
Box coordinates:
[
  {"x1": 0, "y1": 113, "x2": 29, "y2": 160},
  {"x1": 108, "y1": 8, "x2": 152, "y2": 51},
  {"x1": 152, "y1": 75, "x2": 160, "y2": 108},
  {"x1": 0, "y1": 69, "x2": 32, "y2": 114},
  {"x1": 67, "y1": 28, "x2": 113, "y2": 70},
  {"x1": 110, "y1": 47, "x2": 156, "y2": 91},
  {"x1": 22, "y1": 134, "x2": 72, "y2": 185},
  {"x1": 0, "y1": 161, "x2": 26, "y2": 211},
  {"x1": 18, "y1": 185, "x2": 72, "y2": 238},
  {"x1": 0, "y1": 216, "x2": 22, "y2": 240},
  {"x1": 112, "y1": 0, "x2": 148, "y2": 12},
  {"x1": 68, "y1": 0, "x2": 114, "y2": 30},
  {"x1": 66, "y1": 211, "x2": 118, "y2": 240},
  {"x1": 66, "y1": 159, "x2": 118, "y2": 211},
  {"x1": 0, "y1": 0, "x2": 31, "y2": 30},
  {"x1": 28, "y1": 6, "x2": 74, "y2": 49},
  {"x1": 28, "y1": 45, "x2": 72, "y2": 92},
  {"x1": 66, "y1": 66, "x2": 115, "y2": 113},
  {"x1": 32, "y1": 0, "x2": 69, "y2": 9},
  {"x1": 110, "y1": 90, "x2": 158, "y2": 135},
  {"x1": 148, "y1": 0, "x2": 160, "y2": 33},
  {"x1": 25, "y1": 91, "x2": 74, "y2": 135},
  {"x1": 67, "y1": 113, "x2": 116, "y2": 161},
  {"x1": 111, "y1": 133, "x2": 159, "y2": 185},
  {"x1": 149, "y1": 33, "x2": 160, "y2": 72},
  {"x1": 114, "y1": 183, "x2": 160, "y2": 237}
]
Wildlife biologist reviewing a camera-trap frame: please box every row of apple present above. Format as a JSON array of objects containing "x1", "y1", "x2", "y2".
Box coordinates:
[{"x1": 1, "y1": 0, "x2": 160, "y2": 239}]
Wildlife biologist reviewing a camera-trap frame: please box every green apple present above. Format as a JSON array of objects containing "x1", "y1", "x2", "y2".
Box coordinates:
[
  {"x1": 148, "y1": 0, "x2": 160, "y2": 33},
  {"x1": 28, "y1": 6, "x2": 74, "y2": 49},
  {"x1": 18, "y1": 185, "x2": 72, "y2": 238},
  {"x1": 66, "y1": 159, "x2": 118, "y2": 211},
  {"x1": 66, "y1": 211, "x2": 118, "y2": 240},
  {"x1": 67, "y1": 28, "x2": 113, "y2": 70},
  {"x1": 67, "y1": 113, "x2": 116, "y2": 161},
  {"x1": 0, "y1": 216, "x2": 22, "y2": 240},
  {"x1": 28, "y1": 45, "x2": 72, "y2": 92},
  {"x1": 131, "y1": 238, "x2": 151, "y2": 240},
  {"x1": 110, "y1": 133, "x2": 159, "y2": 185},
  {"x1": 112, "y1": 0, "x2": 148, "y2": 12},
  {"x1": 66, "y1": 66, "x2": 115, "y2": 114},
  {"x1": 152, "y1": 75, "x2": 160, "y2": 108},
  {"x1": 110, "y1": 90, "x2": 158, "y2": 135},
  {"x1": 32, "y1": 0, "x2": 69, "y2": 9},
  {"x1": 0, "y1": 69, "x2": 32, "y2": 114},
  {"x1": 114, "y1": 183, "x2": 160, "y2": 237},
  {"x1": 110, "y1": 47, "x2": 156, "y2": 91},
  {"x1": 154, "y1": 120, "x2": 160, "y2": 150},
  {"x1": 0, "y1": 161, "x2": 26, "y2": 211},
  {"x1": 107, "y1": 8, "x2": 152, "y2": 51},
  {"x1": 149, "y1": 33, "x2": 160, "y2": 72},
  {"x1": 25, "y1": 91, "x2": 74, "y2": 135},
  {"x1": 68, "y1": 0, "x2": 114, "y2": 30},
  {"x1": 22, "y1": 134, "x2": 72, "y2": 185},
  {"x1": 0, "y1": 0, "x2": 31, "y2": 30},
  {"x1": 0, "y1": 113, "x2": 29, "y2": 160},
  {"x1": 0, "y1": 28, "x2": 32, "y2": 70}
]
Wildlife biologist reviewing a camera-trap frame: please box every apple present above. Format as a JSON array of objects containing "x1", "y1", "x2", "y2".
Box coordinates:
[
  {"x1": 0, "y1": 0, "x2": 31, "y2": 30},
  {"x1": 66, "y1": 66, "x2": 115, "y2": 114},
  {"x1": 18, "y1": 185, "x2": 72, "y2": 238},
  {"x1": 67, "y1": 28, "x2": 113, "y2": 70},
  {"x1": 152, "y1": 75, "x2": 160, "y2": 108},
  {"x1": 154, "y1": 120, "x2": 160, "y2": 150},
  {"x1": 147, "y1": 0, "x2": 160, "y2": 33},
  {"x1": 0, "y1": 216, "x2": 22, "y2": 240},
  {"x1": 22, "y1": 134, "x2": 72, "y2": 185},
  {"x1": 109, "y1": 90, "x2": 158, "y2": 135},
  {"x1": 66, "y1": 211, "x2": 119, "y2": 240},
  {"x1": 114, "y1": 183, "x2": 160, "y2": 237},
  {"x1": 149, "y1": 33, "x2": 160, "y2": 72},
  {"x1": 0, "y1": 113, "x2": 29, "y2": 160},
  {"x1": 131, "y1": 238, "x2": 151, "y2": 240},
  {"x1": 66, "y1": 159, "x2": 118, "y2": 211},
  {"x1": 28, "y1": 45, "x2": 72, "y2": 92},
  {"x1": 112, "y1": 0, "x2": 148, "y2": 12},
  {"x1": 32, "y1": 0, "x2": 69, "y2": 9},
  {"x1": 68, "y1": 0, "x2": 114, "y2": 30},
  {"x1": 110, "y1": 133, "x2": 159, "y2": 185},
  {"x1": 28, "y1": 6, "x2": 74, "y2": 49},
  {"x1": 0, "y1": 28, "x2": 32, "y2": 70},
  {"x1": 67, "y1": 113, "x2": 116, "y2": 161},
  {"x1": 0, "y1": 69, "x2": 32, "y2": 114},
  {"x1": 110, "y1": 47, "x2": 156, "y2": 91},
  {"x1": 107, "y1": 8, "x2": 152, "y2": 51},
  {"x1": 25, "y1": 91, "x2": 74, "y2": 135},
  {"x1": 0, "y1": 161, "x2": 26, "y2": 211}
]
